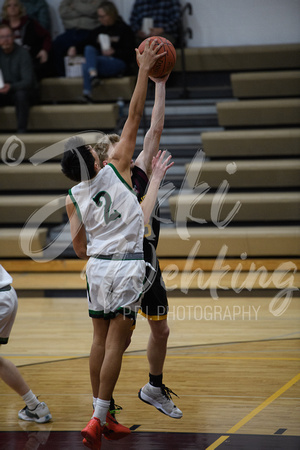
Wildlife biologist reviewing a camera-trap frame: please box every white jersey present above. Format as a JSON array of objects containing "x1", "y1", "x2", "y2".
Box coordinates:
[
  {"x1": 69, "y1": 163, "x2": 145, "y2": 256},
  {"x1": 0, "y1": 264, "x2": 13, "y2": 289}
]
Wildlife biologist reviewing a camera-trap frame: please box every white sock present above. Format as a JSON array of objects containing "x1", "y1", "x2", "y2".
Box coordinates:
[
  {"x1": 93, "y1": 397, "x2": 97, "y2": 410},
  {"x1": 93, "y1": 398, "x2": 110, "y2": 425},
  {"x1": 22, "y1": 390, "x2": 39, "y2": 410}
]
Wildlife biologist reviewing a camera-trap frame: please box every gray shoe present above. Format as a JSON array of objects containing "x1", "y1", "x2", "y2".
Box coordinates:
[
  {"x1": 18, "y1": 402, "x2": 52, "y2": 423},
  {"x1": 138, "y1": 383, "x2": 182, "y2": 419}
]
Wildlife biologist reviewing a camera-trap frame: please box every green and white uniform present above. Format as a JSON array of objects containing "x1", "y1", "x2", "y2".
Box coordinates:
[{"x1": 69, "y1": 163, "x2": 145, "y2": 320}]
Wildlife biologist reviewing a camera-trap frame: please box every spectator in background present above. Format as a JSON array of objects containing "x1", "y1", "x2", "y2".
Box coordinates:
[
  {"x1": 130, "y1": 0, "x2": 181, "y2": 46},
  {"x1": 0, "y1": 24, "x2": 37, "y2": 133},
  {"x1": 1, "y1": 0, "x2": 53, "y2": 79},
  {"x1": 68, "y1": 1, "x2": 135, "y2": 103},
  {"x1": 20, "y1": 0, "x2": 51, "y2": 32},
  {"x1": 52, "y1": 0, "x2": 102, "y2": 77}
]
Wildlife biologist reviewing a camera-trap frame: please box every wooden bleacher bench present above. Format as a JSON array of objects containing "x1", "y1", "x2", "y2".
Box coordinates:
[
  {"x1": 0, "y1": 132, "x2": 106, "y2": 162},
  {"x1": 2, "y1": 257, "x2": 299, "y2": 274},
  {"x1": 173, "y1": 43, "x2": 300, "y2": 72},
  {"x1": 40, "y1": 76, "x2": 136, "y2": 103},
  {"x1": 1, "y1": 225, "x2": 299, "y2": 259},
  {"x1": 168, "y1": 192, "x2": 300, "y2": 223},
  {"x1": 0, "y1": 103, "x2": 119, "y2": 132},
  {"x1": 231, "y1": 70, "x2": 300, "y2": 98},
  {"x1": 2, "y1": 159, "x2": 298, "y2": 193},
  {"x1": 0, "y1": 163, "x2": 75, "y2": 191},
  {"x1": 201, "y1": 128, "x2": 300, "y2": 158},
  {"x1": 0, "y1": 195, "x2": 66, "y2": 225},
  {"x1": 157, "y1": 226, "x2": 300, "y2": 258},
  {"x1": 0, "y1": 228, "x2": 47, "y2": 258},
  {"x1": 185, "y1": 159, "x2": 300, "y2": 189},
  {"x1": 1, "y1": 255, "x2": 299, "y2": 293},
  {"x1": 216, "y1": 98, "x2": 300, "y2": 127}
]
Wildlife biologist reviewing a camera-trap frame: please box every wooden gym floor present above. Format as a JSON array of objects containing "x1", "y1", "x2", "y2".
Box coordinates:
[{"x1": 0, "y1": 290, "x2": 299, "y2": 449}]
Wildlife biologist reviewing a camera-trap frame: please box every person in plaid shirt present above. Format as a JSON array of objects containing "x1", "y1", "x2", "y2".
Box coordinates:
[{"x1": 129, "y1": 0, "x2": 181, "y2": 45}]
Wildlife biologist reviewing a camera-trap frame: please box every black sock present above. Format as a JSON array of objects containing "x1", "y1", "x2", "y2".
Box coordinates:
[{"x1": 149, "y1": 373, "x2": 163, "y2": 387}]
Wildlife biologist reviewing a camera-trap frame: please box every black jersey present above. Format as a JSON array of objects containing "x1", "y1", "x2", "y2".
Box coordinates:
[
  {"x1": 131, "y1": 165, "x2": 161, "y2": 259},
  {"x1": 131, "y1": 167, "x2": 168, "y2": 317}
]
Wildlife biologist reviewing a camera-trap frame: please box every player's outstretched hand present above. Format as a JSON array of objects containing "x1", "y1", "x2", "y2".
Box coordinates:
[
  {"x1": 151, "y1": 150, "x2": 174, "y2": 182},
  {"x1": 136, "y1": 39, "x2": 167, "y2": 74}
]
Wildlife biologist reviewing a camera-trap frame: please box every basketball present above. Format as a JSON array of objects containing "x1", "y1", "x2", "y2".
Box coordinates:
[{"x1": 137, "y1": 36, "x2": 176, "y2": 78}]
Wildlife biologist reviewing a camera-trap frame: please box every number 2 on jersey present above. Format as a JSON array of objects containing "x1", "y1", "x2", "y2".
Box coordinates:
[{"x1": 93, "y1": 191, "x2": 121, "y2": 224}]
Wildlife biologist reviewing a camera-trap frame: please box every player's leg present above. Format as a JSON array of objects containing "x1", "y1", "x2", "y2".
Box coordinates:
[
  {"x1": 138, "y1": 269, "x2": 183, "y2": 418},
  {"x1": 0, "y1": 355, "x2": 30, "y2": 396},
  {"x1": 147, "y1": 318, "x2": 169, "y2": 376},
  {"x1": 82, "y1": 314, "x2": 132, "y2": 448},
  {"x1": 98, "y1": 314, "x2": 133, "y2": 401},
  {"x1": 89, "y1": 317, "x2": 110, "y2": 401},
  {"x1": 82, "y1": 45, "x2": 99, "y2": 98},
  {"x1": 96, "y1": 55, "x2": 127, "y2": 78},
  {"x1": 0, "y1": 287, "x2": 51, "y2": 423}
]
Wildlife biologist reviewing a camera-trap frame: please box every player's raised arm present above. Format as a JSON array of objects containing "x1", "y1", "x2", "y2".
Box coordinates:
[
  {"x1": 108, "y1": 40, "x2": 166, "y2": 183},
  {"x1": 134, "y1": 74, "x2": 169, "y2": 177}
]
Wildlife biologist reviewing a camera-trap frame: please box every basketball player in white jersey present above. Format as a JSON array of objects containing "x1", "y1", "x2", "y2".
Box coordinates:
[
  {"x1": 94, "y1": 74, "x2": 182, "y2": 420},
  {"x1": 0, "y1": 264, "x2": 52, "y2": 423},
  {"x1": 61, "y1": 40, "x2": 173, "y2": 450}
]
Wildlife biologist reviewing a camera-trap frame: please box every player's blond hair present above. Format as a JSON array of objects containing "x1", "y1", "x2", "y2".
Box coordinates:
[{"x1": 94, "y1": 134, "x2": 120, "y2": 168}]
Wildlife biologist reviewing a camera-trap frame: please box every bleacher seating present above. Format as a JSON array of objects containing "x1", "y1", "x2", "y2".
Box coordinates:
[
  {"x1": 230, "y1": 71, "x2": 300, "y2": 98},
  {"x1": 0, "y1": 42, "x2": 299, "y2": 285},
  {"x1": 201, "y1": 128, "x2": 300, "y2": 158},
  {"x1": 173, "y1": 43, "x2": 300, "y2": 72},
  {"x1": 0, "y1": 104, "x2": 119, "y2": 132},
  {"x1": 216, "y1": 98, "x2": 300, "y2": 127},
  {"x1": 40, "y1": 76, "x2": 136, "y2": 103},
  {"x1": 184, "y1": 159, "x2": 300, "y2": 188},
  {"x1": 167, "y1": 42, "x2": 300, "y2": 265}
]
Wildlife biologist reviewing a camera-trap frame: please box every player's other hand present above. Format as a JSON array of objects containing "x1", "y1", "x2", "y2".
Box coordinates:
[{"x1": 151, "y1": 150, "x2": 174, "y2": 181}]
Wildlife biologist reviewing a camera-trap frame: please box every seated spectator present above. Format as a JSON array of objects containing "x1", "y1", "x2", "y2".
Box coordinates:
[
  {"x1": 52, "y1": 0, "x2": 102, "y2": 77},
  {"x1": 129, "y1": 0, "x2": 181, "y2": 46},
  {"x1": 0, "y1": 24, "x2": 37, "y2": 133},
  {"x1": 20, "y1": 0, "x2": 51, "y2": 32},
  {"x1": 1, "y1": 0, "x2": 53, "y2": 80},
  {"x1": 68, "y1": 1, "x2": 135, "y2": 103}
]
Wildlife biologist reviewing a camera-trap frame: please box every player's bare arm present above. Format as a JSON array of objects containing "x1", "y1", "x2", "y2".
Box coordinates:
[
  {"x1": 135, "y1": 74, "x2": 169, "y2": 176},
  {"x1": 108, "y1": 39, "x2": 166, "y2": 184},
  {"x1": 140, "y1": 150, "x2": 174, "y2": 224}
]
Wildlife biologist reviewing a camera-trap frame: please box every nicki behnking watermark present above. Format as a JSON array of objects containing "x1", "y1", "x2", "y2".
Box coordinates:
[{"x1": 1, "y1": 134, "x2": 298, "y2": 319}]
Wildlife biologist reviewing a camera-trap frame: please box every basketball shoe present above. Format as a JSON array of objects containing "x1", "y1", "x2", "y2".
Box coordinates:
[
  {"x1": 103, "y1": 411, "x2": 131, "y2": 440},
  {"x1": 81, "y1": 417, "x2": 103, "y2": 450},
  {"x1": 82, "y1": 411, "x2": 131, "y2": 447},
  {"x1": 18, "y1": 402, "x2": 52, "y2": 423},
  {"x1": 138, "y1": 383, "x2": 183, "y2": 418}
]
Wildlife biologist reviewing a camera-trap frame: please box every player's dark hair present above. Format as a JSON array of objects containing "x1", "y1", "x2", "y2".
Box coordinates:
[{"x1": 61, "y1": 143, "x2": 96, "y2": 182}]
